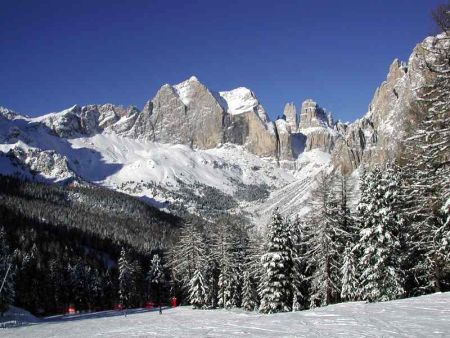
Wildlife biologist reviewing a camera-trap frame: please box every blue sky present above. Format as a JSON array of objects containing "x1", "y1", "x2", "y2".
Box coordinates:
[{"x1": 0, "y1": 0, "x2": 442, "y2": 122}]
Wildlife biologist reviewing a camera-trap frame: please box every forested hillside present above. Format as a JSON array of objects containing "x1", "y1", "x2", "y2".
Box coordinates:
[{"x1": 0, "y1": 175, "x2": 183, "y2": 315}]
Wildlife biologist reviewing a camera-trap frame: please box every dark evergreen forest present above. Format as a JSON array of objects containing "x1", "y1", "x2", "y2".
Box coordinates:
[{"x1": 0, "y1": 175, "x2": 182, "y2": 315}]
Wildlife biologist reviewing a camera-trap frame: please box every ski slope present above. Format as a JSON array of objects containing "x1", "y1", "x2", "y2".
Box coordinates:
[{"x1": 4, "y1": 293, "x2": 449, "y2": 337}]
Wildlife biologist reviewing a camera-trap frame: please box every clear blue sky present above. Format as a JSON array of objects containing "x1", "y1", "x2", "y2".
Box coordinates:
[{"x1": 0, "y1": 0, "x2": 443, "y2": 122}]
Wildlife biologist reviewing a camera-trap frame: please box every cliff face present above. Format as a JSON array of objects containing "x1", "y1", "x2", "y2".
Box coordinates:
[{"x1": 331, "y1": 33, "x2": 449, "y2": 173}]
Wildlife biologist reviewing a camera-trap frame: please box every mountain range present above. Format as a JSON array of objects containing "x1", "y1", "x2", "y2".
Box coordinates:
[{"x1": 0, "y1": 33, "x2": 446, "y2": 225}]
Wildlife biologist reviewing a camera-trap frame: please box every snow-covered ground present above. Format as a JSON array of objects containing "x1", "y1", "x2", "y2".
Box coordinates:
[{"x1": 5, "y1": 293, "x2": 449, "y2": 337}]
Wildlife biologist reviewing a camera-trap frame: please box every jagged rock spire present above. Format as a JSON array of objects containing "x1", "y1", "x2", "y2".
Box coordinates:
[{"x1": 283, "y1": 102, "x2": 297, "y2": 132}]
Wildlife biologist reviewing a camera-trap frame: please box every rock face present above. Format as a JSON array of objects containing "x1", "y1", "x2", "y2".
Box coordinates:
[
  {"x1": 218, "y1": 87, "x2": 278, "y2": 157},
  {"x1": 283, "y1": 103, "x2": 297, "y2": 132},
  {"x1": 8, "y1": 146, "x2": 76, "y2": 181},
  {"x1": 275, "y1": 119, "x2": 293, "y2": 160},
  {"x1": 331, "y1": 33, "x2": 449, "y2": 173},
  {"x1": 172, "y1": 77, "x2": 225, "y2": 149},
  {"x1": 117, "y1": 79, "x2": 281, "y2": 157},
  {"x1": 296, "y1": 99, "x2": 337, "y2": 153},
  {"x1": 298, "y1": 99, "x2": 329, "y2": 130}
]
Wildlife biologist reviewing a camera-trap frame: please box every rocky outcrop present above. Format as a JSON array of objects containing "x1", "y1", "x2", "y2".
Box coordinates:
[
  {"x1": 298, "y1": 99, "x2": 329, "y2": 130},
  {"x1": 8, "y1": 146, "x2": 77, "y2": 181},
  {"x1": 172, "y1": 76, "x2": 225, "y2": 149},
  {"x1": 40, "y1": 105, "x2": 83, "y2": 138},
  {"x1": 218, "y1": 87, "x2": 278, "y2": 157},
  {"x1": 296, "y1": 99, "x2": 337, "y2": 152},
  {"x1": 331, "y1": 33, "x2": 449, "y2": 173},
  {"x1": 275, "y1": 119, "x2": 293, "y2": 160},
  {"x1": 303, "y1": 129, "x2": 337, "y2": 153},
  {"x1": 283, "y1": 103, "x2": 297, "y2": 132}
]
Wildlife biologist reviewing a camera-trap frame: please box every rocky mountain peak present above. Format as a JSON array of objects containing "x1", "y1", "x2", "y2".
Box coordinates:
[
  {"x1": 173, "y1": 75, "x2": 209, "y2": 106},
  {"x1": 218, "y1": 87, "x2": 270, "y2": 123},
  {"x1": 283, "y1": 102, "x2": 297, "y2": 132},
  {"x1": 298, "y1": 99, "x2": 331, "y2": 131},
  {"x1": 0, "y1": 106, "x2": 20, "y2": 121}
]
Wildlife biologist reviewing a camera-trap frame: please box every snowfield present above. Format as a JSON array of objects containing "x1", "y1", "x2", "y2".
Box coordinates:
[{"x1": 4, "y1": 293, "x2": 449, "y2": 337}]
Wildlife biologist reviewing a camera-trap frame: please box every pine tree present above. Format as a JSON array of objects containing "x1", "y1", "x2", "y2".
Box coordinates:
[
  {"x1": 340, "y1": 244, "x2": 358, "y2": 302},
  {"x1": 0, "y1": 227, "x2": 14, "y2": 316},
  {"x1": 357, "y1": 166, "x2": 405, "y2": 302},
  {"x1": 118, "y1": 247, "x2": 136, "y2": 309},
  {"x1": 188, "y1": 268, "x2": 207, "y2": 309},
  {"x1": 258, "y1": 210, "x2": 293, "y2": 313},
  {"x1": 241, "y1": 271, "x2": 258, "y2": 311}
]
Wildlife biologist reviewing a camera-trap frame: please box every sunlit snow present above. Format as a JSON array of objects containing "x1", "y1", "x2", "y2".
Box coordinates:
[{"x1": 4, "y1": 293, "x2": 449, "y2": 337}]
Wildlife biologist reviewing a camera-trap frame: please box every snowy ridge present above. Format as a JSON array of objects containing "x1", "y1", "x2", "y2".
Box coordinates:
[
  {"x1": 173, "y1": 76, "x2": 201, "y2": 106},
  {"x1": 218, "y1": 87, "x2": 271, "y2": 123}
]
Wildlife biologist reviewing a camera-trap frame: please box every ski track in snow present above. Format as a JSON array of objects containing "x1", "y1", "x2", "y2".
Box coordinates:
[{"x1": 4, "y1": 293, "x2": 450, "y2": 338}]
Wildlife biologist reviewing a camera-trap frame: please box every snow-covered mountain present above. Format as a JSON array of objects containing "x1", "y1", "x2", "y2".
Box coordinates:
[{"x1": 0, "y1": 34, "x2": 444, "y2": 226}]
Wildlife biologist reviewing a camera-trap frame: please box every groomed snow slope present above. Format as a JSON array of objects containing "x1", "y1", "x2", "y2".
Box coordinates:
[{"x1": 6, "y1": 293, "x2": 450, "y2": 337}]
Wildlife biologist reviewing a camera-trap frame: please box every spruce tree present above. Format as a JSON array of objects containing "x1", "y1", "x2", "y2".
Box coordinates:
[
  {"x1": 118, "y1": 247, "x2": 136, "y2": 309},
  {"x1": 188, "y1": 268, "x2": 207, "y2": 309},
  {"x1": 357, "y1": 166, "x2": 405, "y2": 302},
  {"x1": 258, "y1": 210, "x2": 293, "y2": 313},
  {"x1": 241, "y1": 271, "x2": 258, "y2": 311}
]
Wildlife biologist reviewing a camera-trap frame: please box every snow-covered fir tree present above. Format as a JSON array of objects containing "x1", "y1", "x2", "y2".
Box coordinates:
[
  {"x1": 214, "y1": 221, "x2": 242, "y2": 309},
  {"x1": 258, "y1": 210, "x2": 294, "y2": 313},
  {"x1": 118, "y1": 247, "x2": 136, "y2": 308},
  {"x1": 189, "y1": 268, "x2": 207, "y2": 309},
  {"x1": 340, "y1": 244, "x2": 359, "y2": 302},
  {"x1": 241, "y1": 271, "x2": 258, "y2": 311},
  {"x1": 357, "y1": 166, "x2": 405, "y2": 302},
  {"x1": 0, "y1": 227, "x2": 14, "y2": 316},
  {"x1": 305, "y1": 173, "x2": 347, "y2": 308}
]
